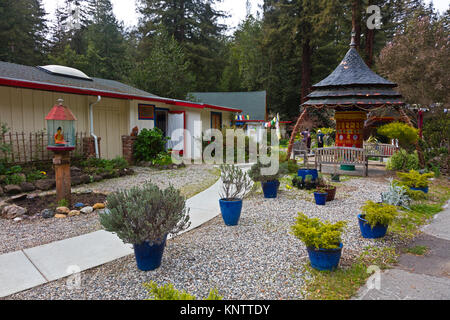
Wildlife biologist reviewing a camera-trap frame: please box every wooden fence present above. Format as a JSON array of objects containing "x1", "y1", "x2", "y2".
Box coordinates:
[{"x1": 0, "y1": 131, "x2": 88, "y2": 164}]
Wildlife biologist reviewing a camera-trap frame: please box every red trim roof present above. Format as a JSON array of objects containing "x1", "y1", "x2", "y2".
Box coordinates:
[
  {"x1": 234, "y1": 119, "x2": 293, "y2": 124},
  {"x1": 0, "y1": 77, "x2": 242, "y2": 114},
  {"x1": 45, "y1": 104, "x2": 77, "y2": 121}
]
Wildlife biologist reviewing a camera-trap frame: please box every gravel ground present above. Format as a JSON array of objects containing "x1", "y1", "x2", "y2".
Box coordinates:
[
  {"x1": 0, "y1": 164, "x2": 219, "y2": 255},
  {"x1": 6, "y1": 175, "x2": 398, "y2": 300}
]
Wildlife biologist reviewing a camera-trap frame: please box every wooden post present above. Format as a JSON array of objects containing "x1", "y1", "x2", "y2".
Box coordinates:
[{"x1": 53, "y1": 150, "x2": 72, "y2": 205}]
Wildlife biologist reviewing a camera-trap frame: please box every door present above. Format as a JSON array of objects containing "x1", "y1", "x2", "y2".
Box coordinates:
[
  {"x1": 211, "y1": 112, "x2": 222, "y2": 130},
  {"x1": 168, "y1": 111, "x2": 185, "y2": 155},
  {"x1": 155, "y1": 109, "x2": 168, "y2": 136}
]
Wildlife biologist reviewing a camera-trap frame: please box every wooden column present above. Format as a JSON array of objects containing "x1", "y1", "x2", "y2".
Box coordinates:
[{"x1": 53, "y1": 150, "x2": 72, "y2": 205}]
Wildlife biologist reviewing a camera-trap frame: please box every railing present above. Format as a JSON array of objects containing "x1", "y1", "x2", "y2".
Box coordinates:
[
  {"x1": 0, "y1": 131, "x2": 88, "y2": 164},
  {"x1": 364, "y1": 143, "x2": 398, "y2": 157}
]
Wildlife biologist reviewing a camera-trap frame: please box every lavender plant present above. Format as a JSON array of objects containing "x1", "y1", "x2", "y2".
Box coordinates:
[{"x1": 99, "y1": 182, "x2": 190, "y2": 245}]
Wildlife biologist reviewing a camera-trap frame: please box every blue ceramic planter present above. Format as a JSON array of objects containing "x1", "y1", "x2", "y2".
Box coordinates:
[
  {"x1": 219, "y1": 199, "x2": 243, "y2": 226},
  {"x1": 261, "y1": 180, "x2": 280, "y2": 198},
  {"x1": 358, "y1": 214, "x2": 388, "y2": 239},
  {"x1": 410, "y1": 186, "x2": 429, "y2": 194},
  {"x1": 133, "y1": 236, "x2": 167, "y2": 271},
  {"x1": 307, "y1": 243, "x2": 343, "y2": 271},
  {"x1": 298, "y1": 169, "x2": 318, "y2": 181},
  {"x1": 314, "y1": 192, "x2": 328, "y2": 206}
]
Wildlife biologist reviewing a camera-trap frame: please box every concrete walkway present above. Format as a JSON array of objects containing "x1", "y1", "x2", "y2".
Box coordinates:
[
  {"x1": 354, "y1": 202, "x2": 450, "y2": 300},
  {"x1": 0, "y1": 165, "x2": 252, "y2": 298}
]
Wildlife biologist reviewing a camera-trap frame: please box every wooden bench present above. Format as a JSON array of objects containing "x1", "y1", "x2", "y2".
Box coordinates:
[
  {"x1": 364, "y1": 143, "x2": 398, "y2": 162},
  {"x1": 315, "y1": 147, "x2": 369, "y2": 177},
  {"x1": 292, "y1": 141, "x2": 308, "y2": 165}
]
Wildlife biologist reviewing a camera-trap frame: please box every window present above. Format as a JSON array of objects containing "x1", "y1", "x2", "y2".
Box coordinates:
[{"x1": 138, "y1": 104, "x2": 155, "y2": 120}]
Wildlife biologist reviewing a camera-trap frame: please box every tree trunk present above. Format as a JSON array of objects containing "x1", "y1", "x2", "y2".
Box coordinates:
[
  {"x1": 397, "y1": 107, "x2": 426, "y2": 167},
  {"x1": 365, "y1": 0, "x2": 375, "y2": 67},
  {"x1": 352, "y1": 0, "x2": 362, "y2": 50},
  {"x1": 301, "y1": 38, "x2": 312, "y2": 103},
  {"x1": 286, "y1": 108, "x2": 309, "y2": 160},
  {"x1": 365, "y1": 28, "x2": 375, "y2": 67}
]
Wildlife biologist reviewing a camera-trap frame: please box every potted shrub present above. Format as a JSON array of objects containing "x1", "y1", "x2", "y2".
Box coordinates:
[
  {"x1": 331, "y1": 165, "x2": 340, "y2": 182},
  {"x1": 396, "y1": 170, "x2": 434, "y2": 194},
  {"x1": 317, "y1": 174, "x2": 336, "y2": 201},
  {"x1": 358, "y1": 201, "x2": 398, "y2": 239},
  {"x1": 248, "y1": 161, "x2": 287, "y2": 198},
  {"x1": 291, "y1": 213, "x2": 347, "y2": 271},
  {"x1": 314, "y1": 187, "x2": 328, "y2": 206},
  {"x1": 99, "y1": 183, "x2": 190, "y2": 271},
  {"x1": 304, "y1": 174, "x2": 317, "y2": 190},
  {"x1": 219, "y1": 164, "x2": 252, "y2": 226}
]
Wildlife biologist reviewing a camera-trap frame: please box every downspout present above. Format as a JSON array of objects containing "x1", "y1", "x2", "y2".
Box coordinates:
[{"x1": 89, "y1": 96, "x2": 102, "y2": 158}]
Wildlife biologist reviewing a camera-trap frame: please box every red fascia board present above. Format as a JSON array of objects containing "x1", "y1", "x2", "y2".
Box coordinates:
[
  {"x1": 234, "y1": 120, "x2": 293, "y2": 124},
  {"x1": 0, "y1": 77, "x2": 242, "y2": 113}
]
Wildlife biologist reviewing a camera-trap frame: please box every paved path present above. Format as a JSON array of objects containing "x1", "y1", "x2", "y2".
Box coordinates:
[
  {"x1": 354, "y1": 202, "x2": 450, "y2": 300},
  {"x1": 0, "y1": 164, "x2": 252, "y2": 298}
]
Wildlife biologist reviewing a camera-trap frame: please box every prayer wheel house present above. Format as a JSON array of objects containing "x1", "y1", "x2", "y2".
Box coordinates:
[{"x1": 297, "y1": 33, "x2": 405, "y2": 172}]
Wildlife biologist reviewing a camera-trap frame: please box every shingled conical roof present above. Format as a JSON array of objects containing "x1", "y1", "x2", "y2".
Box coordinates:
[{"x1": 303, "y1": 39, "x2": 404, "y2": 111}]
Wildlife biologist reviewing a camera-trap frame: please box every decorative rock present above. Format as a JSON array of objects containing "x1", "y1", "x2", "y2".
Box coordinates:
[
  {"x1": 55, "y1": 214, "x2": 67, "y2": 219},
  {"x1": 80, "y1": 206, "x2": 94, "y2": 214},
  {"x1": 56, "y1": 207, "x2": 70, "y2": 215},
  {"x1": 4, "y1": 184, "x2": 22, "y2": 195},
  {"x1": 0, "y1": 201, "x2": 8, "y2": 212},
  {"x1": 41, "y1": 209, "x2": 55, "y2": 219},
  {"x1": 26, "y1": 193, "x2": 39, "y2": 200},
  {"x1": 20, "y1": 182, "x2": 36, "y2": 192},
  {"x1": 71, "y1": 176, "x2": 82, "y2": 186},
  {"x1": 34, "y1": 179, "x2": 56, "y2": 191},
  {"x1": 68, "y1": 210, "x2": 81, "y2": 217},
  {"x1": 2, "y1": 204, "x2": 28, "y2": 219},
  {"x1": 80, "y1": 174, "x2": 91, "y2": 184},
  {"x1": 13, "y1": 217, "x2": 23, "y2": 222},
  {"x1": 10, "y1": 194, "x2": 27, "y2": 202},
  {"x1": 93, "y1": 175, "x2": 103, "y2": 182},
  {"x1": 74, "y1": 202, "x2": 85, "y2": 209},
  {"x1": 93, "y1": 203, "x2": 105, "y2": 210}
]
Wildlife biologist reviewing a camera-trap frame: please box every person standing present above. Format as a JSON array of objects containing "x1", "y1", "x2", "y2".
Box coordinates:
[{"x1": 317, "y1": 130, "x2": 325, "y2": 148}]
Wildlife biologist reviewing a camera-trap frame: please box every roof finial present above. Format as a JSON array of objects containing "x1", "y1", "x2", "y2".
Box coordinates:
[
  {"x1": 350, "y1": 29, "x2": 357, "y2": 48},
  {"x1": 57, "y1": 98, "x2": 64, "y2": 106}
]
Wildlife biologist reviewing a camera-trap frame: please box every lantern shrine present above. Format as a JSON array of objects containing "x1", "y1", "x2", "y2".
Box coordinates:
[
  {"x1": 300, "y1": 33, "x2": 405, "y2": 170},
  {"x1": 45, "y1": 99, "x2": 77, "y2": 204},
  {"x1": 46, "y1": 98, "x2": 77, "y2": 151}
]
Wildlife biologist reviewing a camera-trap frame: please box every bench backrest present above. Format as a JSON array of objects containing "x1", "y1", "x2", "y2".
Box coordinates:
[
  {"x1": 364, "y1": 143, "x2": 397, "y2": 157},
  {"x1": 315, "y1": 147, "x2": 367, "y2": 164}
]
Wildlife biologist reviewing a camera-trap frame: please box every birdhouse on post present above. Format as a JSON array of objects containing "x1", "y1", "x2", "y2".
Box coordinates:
[{"x1": 46, "y1": 99, "x2": 77, "y2": 205}]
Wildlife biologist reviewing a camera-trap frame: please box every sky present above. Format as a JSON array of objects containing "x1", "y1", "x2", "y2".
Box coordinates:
[{"x1": 42, "y1": 0, "x2": 449, "y2": 33}]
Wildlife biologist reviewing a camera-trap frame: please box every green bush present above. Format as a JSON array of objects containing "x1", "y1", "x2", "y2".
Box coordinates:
[
  {"x1": 378, "y1": 122, "x2": 418, "y2": 150},
  {"x1": 386, "y1": 149, "x2": 419, "y2": 171},
  {"x1": 5, "y1": 173, "x2": 25, "y2": 185},
  {"x1": 111, "y1": 157, "x2": 129, "y2": 170},
  {"x1": 361, "y1": 201, "x2": 398, "y2": 228},
  {"x1": 134, "y1": 128, "x2": 169, "y2": 162},
  {"x1": 248, "y1": 160, "x2": 288, "y2": 183},
  {"x1": 291, "y1": 213, "x2": 347, "y2": 249},
  {"x1": 143, "y1": 281, "x2": 223, "y2": 300},
  {"x1": 396, "y1": 170, "x2": 434, "y2": 188},
  {"x1": 26, "y1": 170, "x2": 46, "y2": 182},
  {"x1": 99, "y1": 183, "x2": 190, "y2": 245},
  {"x1": 152, "y1": 152, "x2": 173, "y2": 166}
]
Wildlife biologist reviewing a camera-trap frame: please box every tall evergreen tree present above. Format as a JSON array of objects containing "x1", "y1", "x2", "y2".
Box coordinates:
[
  {"x1": 136, "y1": 0, "x2": 227, "y2": 91},
  {"x1": 0, "y1": 0, "x2": 48, "y2": 65}
]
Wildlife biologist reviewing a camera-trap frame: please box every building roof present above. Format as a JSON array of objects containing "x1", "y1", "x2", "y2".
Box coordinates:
[
  {"x1": 302, "y1": 47, "x2": 404, "y2": 111},
  {"x1": 0, "y1": 61, "x2": 242, "y2": 113},
  {"x1": 189, "y1": 91, "x2": 266, "y2": 120}
]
